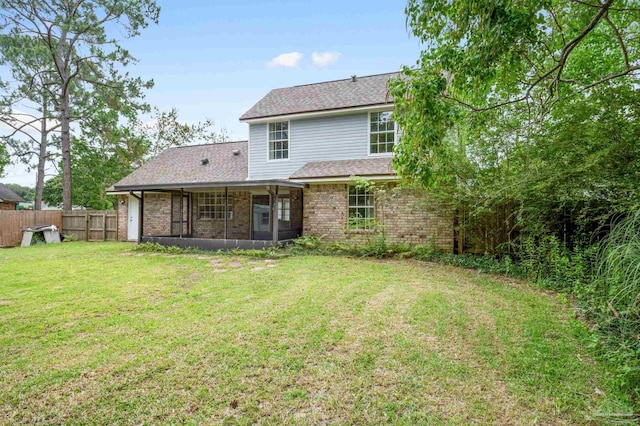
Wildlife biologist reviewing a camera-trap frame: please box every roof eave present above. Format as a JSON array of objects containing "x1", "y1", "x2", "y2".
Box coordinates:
[
  {"x1": 111, "y1": 179, "x2": 306, "y2": 192},
  {"x1": 290, "y1": 174, "x2": 398, "y2": 183},
  {"x1": 239, "y1": 103, "x2": 394, "y2": 123}
]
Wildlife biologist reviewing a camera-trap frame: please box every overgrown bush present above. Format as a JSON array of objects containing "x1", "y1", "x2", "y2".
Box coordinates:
[
  {"x1": 131, "y1": 242, "x2": 287, "y2": 259},
  {"x1": 132, "y1": 242, "x2": 189, "y2": 254}
]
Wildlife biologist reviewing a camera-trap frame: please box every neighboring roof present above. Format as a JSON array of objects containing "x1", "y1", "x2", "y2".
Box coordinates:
[
  {"x1": 240, "y1": 72, "x2": 400, "y2": 121},
  {"x1": 289, "y1": 157, "x2": 396, "y2": 180},
  {"x1": 112, "y1": 141, "x2": 249, "y2": 190},
  {"x1": 0, "y1": 183, "x2": 24, "y2": 202}
]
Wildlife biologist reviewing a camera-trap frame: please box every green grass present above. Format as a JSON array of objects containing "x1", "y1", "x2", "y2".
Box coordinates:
[{"x1": 0, "y1": 242, "x2": 621, "y2": 424}]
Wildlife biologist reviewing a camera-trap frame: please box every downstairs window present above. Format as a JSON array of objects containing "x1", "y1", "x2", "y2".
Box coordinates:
[{"x1": 347, "y1": 186, "x2": 375, "y2": 230}]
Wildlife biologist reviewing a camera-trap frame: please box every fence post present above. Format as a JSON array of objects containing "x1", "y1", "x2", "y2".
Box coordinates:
[
  {"x1": 84, "y1": 213, "x2": 89, "y2": 242},
  {"x1": 102, "y1": 213, "x2": 107, "y2": 241}
]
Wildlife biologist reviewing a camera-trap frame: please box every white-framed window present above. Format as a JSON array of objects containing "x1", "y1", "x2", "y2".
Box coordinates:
[
  {"x1": 278, "y1": 196, "x2": 290, "y2": 222},
  {"x1": 268, "y1": 121, "x2": 289, "y2": 160},
  {"x1": 198, "y1": 192, "x2": 233, "y2": 220},
  {"x1": 347, "y1": 186, "x2": 375, "y2": 230},
  {"x1": 369, "y1": 111, "x2": 395, "y2": 155}
]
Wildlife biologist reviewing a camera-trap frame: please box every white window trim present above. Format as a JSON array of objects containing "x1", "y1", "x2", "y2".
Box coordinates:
[
  {"x1": 347, "y1": 185, "x2": 375, "y2": 231},
  {"x1": 368, "y1": 111, "x2": 397, "y2": 157},
  {"x1": 197, "y1": 192, "x2": 234, "y2": 221},
  {"x1": 266, "y1": 120, "x2": 291, "y2": 162}
]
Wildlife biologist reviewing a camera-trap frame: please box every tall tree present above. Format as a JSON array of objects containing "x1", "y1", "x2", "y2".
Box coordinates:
[
  {"x1": 43, "y1": 108, "x2": 228, "y2": 209},
  {"x1": 0, "y1": 0, "x2": 160, "y2": 210},
  {"x1": 391, "y1": 0, "x2": 640, "y2": 187},
  {"x1": 0, "y1": 34, "x2": 60, "y2": 210}
]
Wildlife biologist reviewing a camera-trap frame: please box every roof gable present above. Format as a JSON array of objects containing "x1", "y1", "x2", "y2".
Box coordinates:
[{"x1": 240, "y1": 72, "x2": 399, "y2": 121}]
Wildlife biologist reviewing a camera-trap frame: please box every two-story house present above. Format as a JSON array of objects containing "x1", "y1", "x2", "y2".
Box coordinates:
[{"x1": 110, "y1": 73, "x2": 453, "y2": 251}]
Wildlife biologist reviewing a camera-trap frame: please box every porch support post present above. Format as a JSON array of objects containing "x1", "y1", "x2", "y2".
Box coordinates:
[
  {"x1": 224, "y1": 186, "x2": 228, "y2": 240},
  {"x1": 139, "y1": 190, "x2": 144, "y2": 244},
  {"x1": 179, "y1": 188, "x2": 184, "y2": 238},
  {"x1": 272, "y1": 185, "x2": 279, "y2": 246}
]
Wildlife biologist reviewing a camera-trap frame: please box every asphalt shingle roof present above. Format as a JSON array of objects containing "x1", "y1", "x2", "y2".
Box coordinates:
[
  {"x1": 113, "y1": 141, "x2": 248, "y2": 189},
  {"x1": 289, "y1": 157, "x2": 396, "y2": 179},
  {"x1": 240, "y1": 72, "x2": 399, "y2": 120},
  {"x1": 0, "y1": 183, "x2": 24, "y2": 202}
]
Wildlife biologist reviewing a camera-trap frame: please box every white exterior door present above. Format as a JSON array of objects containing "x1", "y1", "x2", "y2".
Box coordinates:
[{"x1": 127, "y1": 196, "x2": 139, "y2": 241}]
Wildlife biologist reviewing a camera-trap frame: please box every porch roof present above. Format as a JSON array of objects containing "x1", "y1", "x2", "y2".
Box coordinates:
[
  {"x1": 289, "y1": 157, "x2": 395, "y2": 180},
  {"x1": 112, "y1": 141, "x2": 249, "y2": 190},
  {"x1": 111, "y1": 179, "x2": 305, "y2": 191}
]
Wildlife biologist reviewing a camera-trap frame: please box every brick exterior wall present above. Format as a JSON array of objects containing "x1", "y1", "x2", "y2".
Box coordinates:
[
  {"x1": 118, "y1": 184, "x2": 452, "y2": 250},
  {"x1": 303, "y1": 183, "x2": 453, "y2": 252},
  {"x1": 191, "y1": 191, "x2": 251, "y2": 240},
  {"x1": 143, "y1": 193, "x2": 171, "y2": 236},
  {"x1": 0, "y1": 202, "x2": 17, "y2": 210},
  {"x1": 117, "y1": 195, "x2": 128, "y2": 241},
  {"x1": 303, "y1": 184, "x2": 349, "y2": 241}
]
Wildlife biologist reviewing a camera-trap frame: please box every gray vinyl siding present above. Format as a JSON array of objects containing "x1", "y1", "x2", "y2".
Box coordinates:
[{"x1": 249, "y1": 113, "x2": 385, "y2": 180}]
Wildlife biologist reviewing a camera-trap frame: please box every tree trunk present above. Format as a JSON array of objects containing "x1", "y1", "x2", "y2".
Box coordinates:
[
  {"x1": 34, "y1": 98, "x2": 48, "y2": 210},
  {"x1": 60, "y1": 90, "x2": 72, "y2": 210}
]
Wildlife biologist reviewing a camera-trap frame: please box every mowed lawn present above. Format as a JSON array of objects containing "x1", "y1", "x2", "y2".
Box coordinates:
[{"x1": 0, "y1": 243, "x2": 611, "y2": 424}]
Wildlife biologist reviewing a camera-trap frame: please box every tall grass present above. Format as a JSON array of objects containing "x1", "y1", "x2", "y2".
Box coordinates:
[
  {"x1": 597, "y1": 211, "x2": 640, "y2": 313},
  {"x1": 595, "y1": 210, "x2": 640, "y2": 403}
]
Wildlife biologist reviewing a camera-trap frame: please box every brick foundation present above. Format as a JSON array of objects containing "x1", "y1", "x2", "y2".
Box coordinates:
[{"x1": 303, "y1": 183, "x2": 453, "y2": 252}]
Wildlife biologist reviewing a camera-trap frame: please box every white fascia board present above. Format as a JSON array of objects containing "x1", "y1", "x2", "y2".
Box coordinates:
[{"x1": 240, "y1": 104, "x2": 394, "y2": 124}]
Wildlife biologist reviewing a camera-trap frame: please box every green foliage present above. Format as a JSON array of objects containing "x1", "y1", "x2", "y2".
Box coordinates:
[
  {"x1": 3, "y1": 183, "x2": 34, "y2": 202},
  {"x1": 0, "y1": 142, "x2": 8, "y2": 176},
  {"x1": 392, "y1": 1, "x2": 640, "y2": 233},
  {"x1": 41, "y1": 175, "x2": 62, "y2": 208}
]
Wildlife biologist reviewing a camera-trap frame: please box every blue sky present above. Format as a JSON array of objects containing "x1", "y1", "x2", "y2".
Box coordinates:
[{"x1": 3, "y1": 0, "x2": 421, "y2": 186}]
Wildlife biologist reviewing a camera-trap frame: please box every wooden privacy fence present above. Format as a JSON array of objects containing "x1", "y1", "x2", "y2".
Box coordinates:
[
  {"x1": 0, "y1": 210, "x2": 63, "y2": 247},
  {"x1": 62, "y1": 210, "x2": 118, "y2": 242}
]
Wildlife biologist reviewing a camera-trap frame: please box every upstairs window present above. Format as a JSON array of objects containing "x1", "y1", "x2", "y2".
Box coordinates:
[
  {"x1": 198, "y1": 192, "x2": 233, "y2": 220},
  {"x1": 268, "y1": 121, "x2": 289, "y2": 160},
  {"x1": 347, "y1": 186, "x2": 375, "y2": 230},
  {"x1": 369, "y1": 111, "x2": 395, "y2": 154}
]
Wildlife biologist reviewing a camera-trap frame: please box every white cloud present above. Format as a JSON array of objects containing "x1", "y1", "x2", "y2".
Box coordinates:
[
  {"x1": 268, "y1": 51, "x2": 304, "y2": 68},
  {"x1": 311, "y1": 51, "x2": 341, "y2": 67}
]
